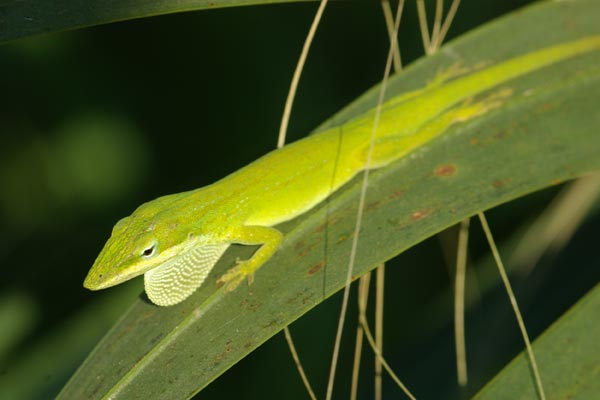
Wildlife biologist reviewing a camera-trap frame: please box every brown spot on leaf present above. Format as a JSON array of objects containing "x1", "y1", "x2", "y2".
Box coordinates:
[
  {"x1": 315, "y1": 215, "x2": 340, "y2": 232},
  {"x1": 286, "y1": 288, "x2": 312, "y2": 305},
  {"x1": 239, "y1": 298, "x2": 261, "y2": 312},
  {"x1": 307, "y1": 262, "x2": 325, "y2": 275},
  {"x1": 434, "y1": 164, "x2": 456, "y2": 177},
  {"x1": 366, "y1": 200, "x2": 382, "y2": 211},
  {"x1": 492, "y1": 178, "x2": 511, "y2": 188},
  {"x1": 262, "y1": 316, "x2": 285, "y2": 329},
  {"x1": 388, "y1": 190, "x2": 404, "y2": 200},
  {"x1": 337, "y1": 233, "x2": 352, "y2": 243},
  {"x1": 493, "y1": 130, "x2": 509, "y2": 140},
  {"x1": 295, "y1": 238, "x2": 321, "y2": 257},
  {"x1": 315, "y1": 223, "x2": 326, "y2": 233},
  {"x1": 224, "y1": 340, "x2": 233, "y2": 353}
]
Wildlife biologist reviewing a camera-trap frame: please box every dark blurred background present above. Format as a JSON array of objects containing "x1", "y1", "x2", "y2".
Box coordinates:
[{"x1": 4, "y1": 0, "x2": 600, "y2": 398}]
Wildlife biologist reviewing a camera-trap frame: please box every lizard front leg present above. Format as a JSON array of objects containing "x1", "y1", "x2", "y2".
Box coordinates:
[{"x1": 217, "y1": 225, "x2": 283, "y2": 291}]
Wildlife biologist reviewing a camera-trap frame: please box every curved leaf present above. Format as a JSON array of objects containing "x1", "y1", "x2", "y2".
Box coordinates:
[
  {"x1": 0, "y1": 0, "x2": 304, "y2": 44},
  {"x1": 59, "y1": 1, "x2": 600, "y2": 398},
  {"x1": 474, "y1": 283, "x2": 600, "y2": 399}
]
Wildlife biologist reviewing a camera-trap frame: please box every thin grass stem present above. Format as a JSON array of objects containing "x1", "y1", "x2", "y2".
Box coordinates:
[
  {"x1": 325, "y1": 2, "x2": 404, "y2": 398},
  {"x1": 351, "y1": 274, "x2": 372, "y2": 400},
  {"x1": 381, "y1": 0, "x2": 404, "y2": 71},
  {"x1": 375, "y1": 265, "x2": 385, "y2": 400},
  {"x1": 454, "y1": 218, "x2": 470, "y2": 386},
  {"x1": 436, "y1": 0, "x2": 461, "y2": 48},
  {"x1": 276, "y1": 2, "x2": 329, "y2": 398},
  {"x1": 478, "y1": 212, "x2": 546, "y2": 400},
  {"x1": 416, "y1": 0, "x2": 432, "y2": 54},
  {"x1": 430, "y1": 0, "x2": 444, "y2": 52},
  {"x1": 277, "y1": 0, "x2": 329, "y2": 148},
  {"x1": 283, "y1": 327, "x2": 317, "y2": 400},
  {"x1": 359, "y1": 314, "x2": 416, "y2": 399}
]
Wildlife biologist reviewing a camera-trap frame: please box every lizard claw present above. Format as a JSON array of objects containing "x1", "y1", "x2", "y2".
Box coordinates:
[{"x1": 217, "y1": 263, "x2": 254, "y2": 292}]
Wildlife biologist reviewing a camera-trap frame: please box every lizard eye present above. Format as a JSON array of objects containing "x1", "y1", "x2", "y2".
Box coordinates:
[{"x1": 141, "y1": 242, "x2": 157, "y2": 258}]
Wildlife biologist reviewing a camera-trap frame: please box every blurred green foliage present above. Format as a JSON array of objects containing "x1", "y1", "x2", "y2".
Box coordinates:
[{"x1": 1, "y1": 0, "x2": 599, "y2": 399}]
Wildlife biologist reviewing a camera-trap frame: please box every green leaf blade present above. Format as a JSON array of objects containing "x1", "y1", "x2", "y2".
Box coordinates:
[
  {"x1": 58, "y1": 0, "x2": 600, "y2": 398},
  {"x1": 0, "y1": 0, "x2": 305, "y2": 44},
  {"x1": 475, "y1": 284, "x2": 600, "y2": 399}
]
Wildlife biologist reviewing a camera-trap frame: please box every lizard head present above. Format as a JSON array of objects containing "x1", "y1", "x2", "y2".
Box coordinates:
[{"x1": 83, "y1": 197, "x2": 191, "y2": 291}]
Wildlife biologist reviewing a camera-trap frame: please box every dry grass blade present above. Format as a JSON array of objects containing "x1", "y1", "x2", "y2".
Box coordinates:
[
  {"x1": 416, "y1": 0, "x2": 469, "y2": 389},
  {"x1": 375, "y1": 265, "x2": 385, "y2": 400},
  {"x1": 417, "y1": 0, "x2": 470, "y2": 388},
  {"x1": 454, "y1": 218, "x2": 470, "y2": 386},
  {"x1": 381, "y1": 0, "x2": 404, "y2": 71},
  {"x1": 277, "y1": 0, "x2": 329, "y2": 148},
  {"x1": 430, "y1": 0, "x2": 444, "y2": 51},
  {"x1": 325, "y1": 2, "x2": 405, "y2": 398},
  {"x1": 283, "y1": 327, "x2": 317, "y2": 400},
  {"x1": 351, "y1": 274, "x2": 371, "y2": 400},
  {"x1": 359, "y1": 313, "x2": 416, "y2": 399},
  {"x1": 276, "y1": 1, "x2": 330, "y2": 397},
  {"x1": 416, "y1": 0, "x2": 432, "y2": 54},
  {"x1": 478, "y1": 212, "x2": 546, "y2": 400},
  {"x1": 417, "y1": 0, "x2": 461, "y2": 53},
  {"x1": 511, "y1": 173, "x2": 600, "y2": 276},
  {"x1": 373, "y1": 1, "x2": 404, "y2": 397},
  {"x1": 436, "y1": 0, "x2": 461, "y2": 48}
]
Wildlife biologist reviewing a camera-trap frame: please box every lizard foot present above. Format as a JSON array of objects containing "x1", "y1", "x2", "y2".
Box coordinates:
[{"x1": 217, "y1": 262, "x2": 255, "y2": 292}]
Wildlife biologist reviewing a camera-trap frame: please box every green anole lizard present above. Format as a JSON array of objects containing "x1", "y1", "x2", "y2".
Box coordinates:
[{"x1": 84, "y1": 36, "x2": 600, "y2": 306}]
